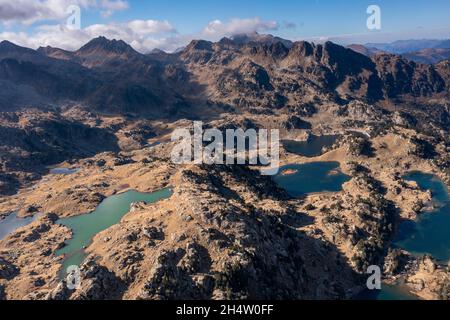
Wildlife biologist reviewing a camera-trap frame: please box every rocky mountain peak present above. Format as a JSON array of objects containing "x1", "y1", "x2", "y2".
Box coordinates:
[
  {"x1": 229, "y1": 32, "x2": 293, "y2": 48},
  {"x1": 73, "y1": 36, "x2": 140, "y2": 68},
  {"x1": 322, "y1": 41, "x2": 376, "y2": 70},
  {"x1": 0, "y1": 40, "x2": 17, "y2": 49},
  {"x1": 180, "y1": 40, "x2": 215, "y2": 64},
  {"x1": 77, "y1": 36, "x2": 138, "y2": 56},
  {"x1": 290, "y1": 41, "x2": 315, "y2": 57},
  {"x1": 185, "y1": 40, "x2": 214, "y2": 52},
  {"x1": 373, "y1": 52, "x2": 445, "y2": 97},
  {"x1": 0, "y1": 41, "x2": 36, "y2": 57},
  {"x1": 37, "y1": 46, "x2": 74, "y2": 61}
]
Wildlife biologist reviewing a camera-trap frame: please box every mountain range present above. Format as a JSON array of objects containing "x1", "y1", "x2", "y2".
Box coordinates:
[
  {"x1": 348, "y1": 39, "x2": 450, "y2": 65},
  {"x1": 401, "y1": 48, "x2": 450, "y2": 65},
  {"x1": 365, "y1": 39, "x2": 450, "y2": 54},
  {"x1": 0, "y1": 35, "x2": 448, "y2": 117},
  {"x1": 0, "y1": 34, "x2": 450, "y2": 301}
]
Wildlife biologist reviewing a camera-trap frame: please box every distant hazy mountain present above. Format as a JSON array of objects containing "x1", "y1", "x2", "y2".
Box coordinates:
[
  {"x1": 365, "y1": 39, "x2": 450, "y2": 54},
  {"x1": 347, "y1": 44, "x2": 383, "y2": 57},
  {"x1": 349, "y1": 41, "x2": 450, "y2": 64},
  {"x1": 401, "y1": 48, "x2": 450, "y2": 64}
]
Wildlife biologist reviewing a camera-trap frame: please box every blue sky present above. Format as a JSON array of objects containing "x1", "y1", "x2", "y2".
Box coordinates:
[
  {"x1": 1, "y1": 0, "x2": 449, "y2": 52},
  {"x1": 100, "y1": 0, "x2": 450, "y2": 38}
]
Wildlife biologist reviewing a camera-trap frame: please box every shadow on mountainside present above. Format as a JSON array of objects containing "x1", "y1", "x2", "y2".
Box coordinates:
[{"x1": 0, "y1": 111, "x2": 119, "y2": 196}]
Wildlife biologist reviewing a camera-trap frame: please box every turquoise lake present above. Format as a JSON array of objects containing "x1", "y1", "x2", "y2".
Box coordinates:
[{"x1": 56, "y1": 188, "x2": 173, "y2": 276}]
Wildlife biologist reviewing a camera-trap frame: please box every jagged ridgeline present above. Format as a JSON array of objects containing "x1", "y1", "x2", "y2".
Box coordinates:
[{"x1": 0, "y1": 34, "x2": 448, "y2": 115}]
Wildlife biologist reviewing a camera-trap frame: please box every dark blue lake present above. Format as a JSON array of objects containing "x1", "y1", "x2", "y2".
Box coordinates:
[
  {"x1": 50, "y1": 167, "x2": 79, "y2": 175},
  {"x1": 282, "y1": 135, "x2": 340, "y2": 157},
  {"x1": 394, "y1": 172, "x2": 450, "y2": 262},
  {"x1": 0, "y1": 212, "x2": 41, "y2": 240},
  {"x1": 360, "y1": 171, "x2": 449, "y2": 300},
  {"x1": 273, "y1": 161, "x2": 351, "y2": 197},
  {"x1": 356, "y1": 284, "x2": 418, "y2": 300}
]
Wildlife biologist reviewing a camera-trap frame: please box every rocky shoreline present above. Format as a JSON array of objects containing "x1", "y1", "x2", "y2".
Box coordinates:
[
  {"x1": 0, "y1": 62, "x2": 449, "y2": 300},
  {"x1": 0, "y1": 115, "x2": 448, "y2": 299}
]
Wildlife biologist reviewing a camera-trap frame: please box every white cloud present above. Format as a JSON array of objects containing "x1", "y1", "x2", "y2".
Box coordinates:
[
  {"x1": 127, "y1": 20, "x2": 175, "y2": 35},
  {"x1": 282, "y1": 21, "x2": 297, "y2": 29},
  {"x1": 0, "y1": 17, "x2": 286, "y2": 53},
  {"x1": 0, "y1": 0, "x2": 129, "y2": 25},
  {"x1": 202, "y1": 17, "x2": 278, "y2": 39},
  {"x1": 99, "y1": 0, "x2": 129, "y2": 18},
  {"x1": 100, "y1": 0, "x2": 128, "y2": 11},
  {"x1": 0, "y1": 19, "x2": 178, "y2": 52}
]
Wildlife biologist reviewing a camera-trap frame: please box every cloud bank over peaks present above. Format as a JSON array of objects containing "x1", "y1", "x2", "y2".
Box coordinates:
[
  {"x1": 0, "y1": 19, "x2": 176, "y2": 52},
  {"x1": 0, "y1": 17, "x2": 292, "y2": 53},
  {"x1": 202, "y1": 17, "x2": 279, "y2": 38}
]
